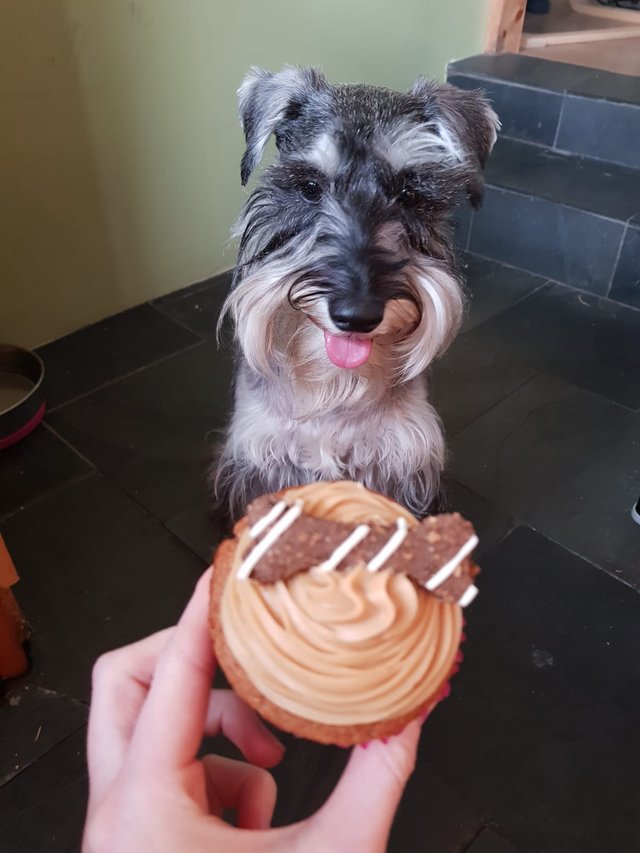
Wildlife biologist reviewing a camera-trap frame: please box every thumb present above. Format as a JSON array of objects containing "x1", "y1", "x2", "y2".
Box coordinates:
[{"x1": 310, "y1": 719, "x2": 422, "y2": 852}]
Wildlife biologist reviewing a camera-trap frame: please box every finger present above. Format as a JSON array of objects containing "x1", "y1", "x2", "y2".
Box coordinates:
[
  {"x1": 201, "y1": 754, "x2": 277, "y2": 830},
  {"x1": 205, "y1": 691, "x2": 284, "y2": 768},
  {"x1": 130, "y1": 567, "x2": 215, "y2": 771},
  {"x1": 311, "y1": 720, "x2": 422, "y2": 852},
  {"x1": 86, "y1": 627, "x2": 174, "y2": 805}
]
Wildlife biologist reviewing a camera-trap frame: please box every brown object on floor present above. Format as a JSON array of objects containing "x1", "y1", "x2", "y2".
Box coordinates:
[{"x1": 0, "y1": 535, "x2": 29, "y2": 679}]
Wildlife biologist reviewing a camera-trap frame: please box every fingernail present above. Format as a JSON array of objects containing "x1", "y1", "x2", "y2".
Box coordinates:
[
  {"x1": 439, "y1": 683, "x2": 452, "y2": 701},
  {"x1": 450, "y1": 663, "x2": 460, "y2": 675},
  {"x1": 359, "y1": 741, "x2": 370, "y2": 749},
  {"x1": 455, "y1": 650, "x2": 464, "y2": 663},
  {"x1": 460, "y1": 632, "x2": 467, "y2": 643},
  {"x1": 380, "y1": 737, "x2": 389, "y2": 745}
]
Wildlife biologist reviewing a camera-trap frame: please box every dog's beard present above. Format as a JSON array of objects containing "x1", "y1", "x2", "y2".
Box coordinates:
[{"x1": 221, "y1": 242, "x2": 462, "y2": 420}]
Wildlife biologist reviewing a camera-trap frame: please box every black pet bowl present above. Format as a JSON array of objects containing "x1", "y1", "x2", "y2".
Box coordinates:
[{"x1": 0, "y1": 345, "x2": 46, "y2": 450}]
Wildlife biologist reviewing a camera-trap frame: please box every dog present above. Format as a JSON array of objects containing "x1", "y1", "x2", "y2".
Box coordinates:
[{"x1": 214, "y1": 66, "x2": 498, "y2": 522}]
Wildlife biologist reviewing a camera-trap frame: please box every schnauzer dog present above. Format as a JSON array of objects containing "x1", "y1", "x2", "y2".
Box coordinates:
[{"x1": 214, "y1": 66, "x2": 498, "y2": 521}]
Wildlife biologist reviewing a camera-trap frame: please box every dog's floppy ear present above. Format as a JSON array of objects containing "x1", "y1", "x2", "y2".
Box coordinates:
[
  {"x1": 410, "y1": 79, "x2": 500, "y2": 209},
  {"x1": 238, "y1": 65, "x2": 328, "y2": 185}
]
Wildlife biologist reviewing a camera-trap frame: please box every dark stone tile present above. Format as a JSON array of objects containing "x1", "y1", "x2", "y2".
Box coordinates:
[
  {"x1": 460, "y1": 254, "x2": 547, "y2": 332},
  {"x1": 48, "y1": 342, "x2": 233, "y2": 523},
  {"x1": 430, "y1": 324, "x2": 538, "y2": 437},
  {"x1": 426, "y1": 527, "x2": 640, "y2": 853},
  {"x1": 448, "y1": 53, "x2": 589, "y2": 94},
  {"x1": 461, "y1": 284, "x2": 640, "y2": 410},
  {"x1": 467, "y1": 827, "x2": 519, "y2": 853},
  {"x1": 153, "y1": 271, "x2": 233, "y2": 339},
  {"x1": 450, "y1": 375, "x2": 640, "y2": 585},
  {"x1": 470, "y1": 187, "x2": 624, "y2": 294},
  {"x1": 271, "y1": 738, "x2": 349, "y2": 825},
  {"x1": 0, "y1": 683, "x2": 87, "y2": 786},
  {"x1": 165, "y1": 503, "x2": 220, "y2": 565},
  {"x1": 567, "y1": 68, "x2": 640, "y2": 107},
  {"x1": 0, "y1": 422, "x2": 91, "y2": 519},
  {"x1": 445, "y1": 481, "x2": 517, "y2": 559},
  {"x1": 610, "y1": 222, "x2": 640, "y2": 310},
  {"x1": 0, "y1": 728, "x2": 87, "y2": 852},
  {"x1": 449, "y1": 74, "x2": 562, "y2": 146},
  {"x1": 448, "y1": 53, "x2": 640, "y2": 106},
  {"x1": 389, "y1": 763, "x2": 482, "y2": 853},
  {"x1": 270, "y1": 733, "x2": 483, "y2": 851},
  {"x1": 557, "y1": 96, "x2": 640, "y2": 170},
  {"x1": 486, "y1": 137, "x2": 640, "y2": 222},
  {"x1": 152, "y1": 271, "x2": 231, "y2": 306},
  {"x1": 38, "y1": 304, "x2": 201, "y2": 409},
  {"x1": 1, "y1": 475, "x2": 204, "y2": 701}
]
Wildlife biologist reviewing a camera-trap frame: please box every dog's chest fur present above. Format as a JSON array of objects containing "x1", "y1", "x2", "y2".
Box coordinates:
[{"x1": 229, "y1": 363, "x2": 444, "y2": 490}]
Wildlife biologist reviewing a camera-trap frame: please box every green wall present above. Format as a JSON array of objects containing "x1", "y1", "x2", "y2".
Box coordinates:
[{"x1": 0, "y1": 0, "x2": 489, "y2": 348}]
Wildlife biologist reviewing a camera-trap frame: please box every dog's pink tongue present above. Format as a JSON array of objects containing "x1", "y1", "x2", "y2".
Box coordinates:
[{"x1": 324, "y1": 331, "x2": 372, "y2": 369}]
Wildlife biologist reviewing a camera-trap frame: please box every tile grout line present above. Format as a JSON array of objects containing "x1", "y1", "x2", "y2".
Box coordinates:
[
  {"x1": 454, "y1": 485, "x2": 640, "y2": 596},
  {"x1": 68, "y1": 467, "x2": 212, "y2": 567},
  {"x1": 148, "y1": 300, "x2": 213, "y2": 340},
  {"x1": 447, "y1": 370, "x2": 541, "y2": 442},
  {"x1": 48, "y1": 339, "x2": 207, "y2": 414},
  {"x1": 0, "y1": 469, "x2": 96, "y2": 525},
  {"x1": 448, "y1": 67, "x2": 640, "y2": 107},
  {"x1": 552, "y1": 93, "x2": 567, "y2": 150},
  {"x1": 485, "y1": 175, "x2": 636, "y2": 227},
  {"x1": 605, "y1": 222, "x2": 629, "y2": 299},
  {"x1": 0, "y1": 723, "x2": 88, "y2": 792},
  {"x1": 1, "y1": 459, "x2": 212, "y2": 567},
  {"x1": 149, "y1": 269, "x2": 233, "y2": 307},
  {"x1": 42, "y1": 421, "x2": 98, "y2": 471},
  {"x1": 465, "y1": 209, "x2": 474, "y2": 253},
  {"x1": 494, "y1": 131, "x2": 640, "y2": 173},
  {"x1": 463, "y1": 248, "x2": 640, "y2": 316}
]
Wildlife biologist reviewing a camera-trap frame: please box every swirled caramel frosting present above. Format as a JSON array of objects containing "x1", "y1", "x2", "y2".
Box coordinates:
[{"x1": 219, "y1": 482, "x2": 477, "y2": 727}]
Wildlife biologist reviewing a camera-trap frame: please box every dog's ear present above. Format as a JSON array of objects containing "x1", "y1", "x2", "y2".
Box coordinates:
[
  {"x1": 238, "y1": 65, "x2": 328, "y2": 185},
  {"x1": 410, "y1": 79, "x2": 500, "y2": 209}
]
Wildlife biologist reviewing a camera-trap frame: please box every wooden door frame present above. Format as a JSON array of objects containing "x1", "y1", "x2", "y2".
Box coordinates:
[{"x1": 485, "y1": 0, "x2": 527, "y2": 53}]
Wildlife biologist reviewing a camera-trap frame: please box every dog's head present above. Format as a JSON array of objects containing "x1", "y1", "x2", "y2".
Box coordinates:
[{"x1": 223, "y1": 67, "x2": 498, "y2": 408}]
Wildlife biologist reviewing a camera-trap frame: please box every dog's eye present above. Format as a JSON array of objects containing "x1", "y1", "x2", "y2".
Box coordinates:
[
  {"x1": 398, "y1": 187, "x2": 420, "y2": 208},
  {"x1": 299, "y1": 180, "x2": 323, "y2": 202}
]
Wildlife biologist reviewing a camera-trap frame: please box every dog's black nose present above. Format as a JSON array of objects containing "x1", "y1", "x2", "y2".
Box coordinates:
[{"x1": 329, "y1": 298, "x2": 384, "y2": 334}]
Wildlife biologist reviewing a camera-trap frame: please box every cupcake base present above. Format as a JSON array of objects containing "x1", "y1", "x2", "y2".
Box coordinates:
[{"x1": 209, "y1": 533, "x2": 461, "y2": 746}]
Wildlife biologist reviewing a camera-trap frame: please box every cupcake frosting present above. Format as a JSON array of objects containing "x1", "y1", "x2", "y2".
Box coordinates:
[{"x1": 219, "y1": 482, "x2": 466, "y2": 726}]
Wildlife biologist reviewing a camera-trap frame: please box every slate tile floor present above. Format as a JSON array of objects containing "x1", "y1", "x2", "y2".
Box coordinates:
[{"x1": 1, "y1": 254, "x2": 639, "y2": 852}]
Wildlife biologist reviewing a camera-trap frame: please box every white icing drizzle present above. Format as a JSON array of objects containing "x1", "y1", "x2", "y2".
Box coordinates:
[
  {"x1": 367, "y1": 518, "x2": 409, "y2": 572},
  {"x1": 237, "y1": 501, "x2": 303, "y2": 580},
  {"x1": 457, "y1": 584, "x2": 478, "y2": 608},
  {"x1": 425, "y1": 535, "x2": 479, "y2": 591},
  {"x1": 249, "y1": 500, "x2": 287, "y2": 539},
  {"x1": 316, "y1": 524, "x2": 371, "y2": 573}
]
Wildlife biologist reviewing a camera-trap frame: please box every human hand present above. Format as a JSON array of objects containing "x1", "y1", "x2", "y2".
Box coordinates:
[{"x1": 83, "y1": 567, "x2": 433, "y2": 852}]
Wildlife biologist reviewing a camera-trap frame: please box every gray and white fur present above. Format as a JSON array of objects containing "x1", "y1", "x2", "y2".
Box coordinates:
[{"x1": 214, "y1": 66, "x2": 498, "y2": 521}]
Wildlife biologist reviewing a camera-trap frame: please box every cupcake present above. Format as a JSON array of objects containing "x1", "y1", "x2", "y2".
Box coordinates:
[{"x1": 209, "y1": 481, "x2": 479, "y2": 746}]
